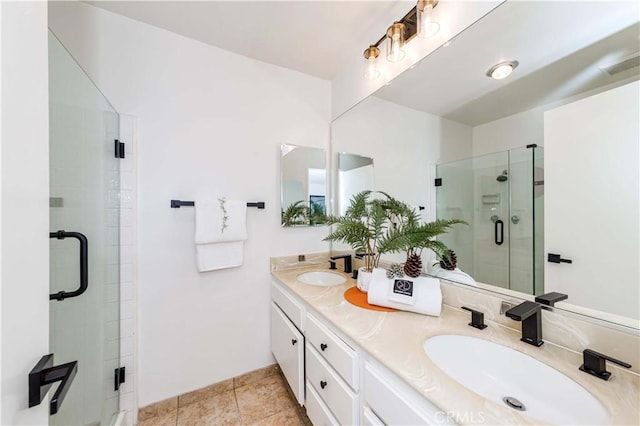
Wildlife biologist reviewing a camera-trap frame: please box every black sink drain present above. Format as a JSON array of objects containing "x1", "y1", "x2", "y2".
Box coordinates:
[{"x1": 503, "y1": 396, "x2": 526, "y2": 411}]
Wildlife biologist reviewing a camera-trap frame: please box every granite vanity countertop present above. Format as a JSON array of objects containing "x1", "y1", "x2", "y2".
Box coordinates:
[{"x1": 271, "y1": 264, "x2": 640, "y2": 426}]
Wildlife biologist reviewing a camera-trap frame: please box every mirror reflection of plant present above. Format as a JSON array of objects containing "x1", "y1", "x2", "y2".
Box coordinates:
[
  {"x1": 379, "y1": 216, "x2": 466, "y2": 276},
  {"x1": 281, "y1": 200, "x2": 308, "y2": 227},
  {"x1": 309, "y1": 200, "x2": 327, "y2": 225}
]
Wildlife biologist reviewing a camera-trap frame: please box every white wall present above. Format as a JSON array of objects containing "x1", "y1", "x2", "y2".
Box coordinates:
[
  {"x1": 545, "y1": 81, "x2": 639, "y2": 320},
  {"x1": 48, "y1": 1, "x2": 331, "y2": 406},
  {"x1": 0, "y1": 2, "x2": 50, "y2": 424},
  {"x1": 472, "y1": 108, "x2": 544, "y2": 156}
]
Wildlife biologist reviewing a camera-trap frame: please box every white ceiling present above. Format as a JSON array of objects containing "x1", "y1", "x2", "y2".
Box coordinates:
[
  {"x1": 374, "y1": 1, "x2": 640, "y2": 126},
  {"x1": 85, "y1": 1, "x2": 639, "y2": 120},
  {"x1": 87, "y1": 0, "x2": 407, "y2": 80}
]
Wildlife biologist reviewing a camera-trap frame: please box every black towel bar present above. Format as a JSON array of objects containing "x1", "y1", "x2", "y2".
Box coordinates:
[{"x1": 171, "y1": 199, "x2": 265, "y2": 209}]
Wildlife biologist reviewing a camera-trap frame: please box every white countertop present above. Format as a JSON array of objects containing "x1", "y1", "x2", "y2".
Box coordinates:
[{"x1": 272, "y1": 264, "x2": 640, "y2": 426}]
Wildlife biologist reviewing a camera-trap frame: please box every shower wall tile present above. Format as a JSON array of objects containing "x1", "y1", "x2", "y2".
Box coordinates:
[
  {"x1": 121, "y1": 263, "x2": 134, "y2": 282},
  {"x1": 121, "y1": 318, "x2": 135, "y2": 339},
  {"x1": 105, "y1": 283, "x2": 119, "y2": 303},
  {"x1": 118, "y1": 114, "x2": 138, "y2": 425},
  {"x1": 120, "y1": 282, "x2": 134, "y2": 301},
  {"x1": 121, "y1": 300, "x2": 135, "y2": 320}
]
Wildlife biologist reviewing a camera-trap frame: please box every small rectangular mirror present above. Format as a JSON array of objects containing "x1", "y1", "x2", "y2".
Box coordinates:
[{"x1": 281, "y1": 144, "x2": 327, "y2": 227}]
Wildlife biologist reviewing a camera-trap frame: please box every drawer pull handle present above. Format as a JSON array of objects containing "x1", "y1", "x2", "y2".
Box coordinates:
[
  {"x1": 320, "y1": 380, "x2": 327, "y2": 389},
  {"x1": 291, "y1": 339, "x2": 297, "y2": 346},
  {"x1": 320, "y1": 343, "x2": 328, "y2": 351}
]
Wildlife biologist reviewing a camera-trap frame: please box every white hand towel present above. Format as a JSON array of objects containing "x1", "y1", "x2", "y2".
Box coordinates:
[
  {"x1": 196, "y1": 241, "x2": 244, "y2": 272},
  {"x1": 194, "y1": 197, "x2": 247, "y2": 272},
  {"x1": 195, "y1": 198, "x2": 247, "y2": 244},
  {"x1": 367, "y1": 268, "x2": 442, "y2": 316},
  {"x1": 429, "y1": 263, "x2": 477, "y2": 287}
]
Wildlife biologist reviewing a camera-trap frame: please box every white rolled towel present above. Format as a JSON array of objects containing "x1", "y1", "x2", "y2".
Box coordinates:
[
  {"x1": 429, "y1": 263, "x2": 477, "y2": 287},
  {"x1": 367, "y1": 268, "x2": 442, "y2": 316}
]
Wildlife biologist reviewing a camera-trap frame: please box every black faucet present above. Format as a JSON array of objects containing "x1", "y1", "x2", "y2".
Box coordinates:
[
  {"x1": 461, "y1": 306, "x2": 487, "y2": 330},
  {"x1": 505, "y1": 301, "x2": 543, "y2": 347},
  {"x1": 579, "y1": 349, "x2": 632, "y2": 381},
  {"x1": 534, "y1": 292, "x2": 568, "y2": 307},
  {"x1": 330, "y1": 254, "x2": 352, "y2": 274}
]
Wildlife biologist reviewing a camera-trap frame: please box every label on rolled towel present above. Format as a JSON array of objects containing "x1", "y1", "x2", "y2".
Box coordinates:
[
  {"x1": 393, "y1": 279, "x2": 413, "y2": 296},
  {"x1": 388, "y1": 278, "x2": 417, "y2": 305}
]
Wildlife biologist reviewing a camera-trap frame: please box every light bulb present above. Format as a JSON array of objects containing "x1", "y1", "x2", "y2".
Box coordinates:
[
  {"x1": 486, "y1": 61, "x2": 519, "y2": 80},
  {"x1": 386, "y1": 22, "x2": 406, "y2": 62},
  {"x1": 491, "y1": 64, "x2": 513, "y2": 79},
  {"x1": 363, "y1": 46, "x2": 381, "y2": 80},
  {"x1": 364, "y1": 56, "x2": 380, "y2": 80},
  {"x1": 417, "y1": 0, "x2": 440, "y2": 38}
]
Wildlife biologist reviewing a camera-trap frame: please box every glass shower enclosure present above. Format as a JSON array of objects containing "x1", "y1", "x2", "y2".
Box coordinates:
[
  {"x1": 436, "y1": 146, "x2": 544, "y2": 295},
  {"x1": 49, "y1": 31, "x2": 121, "y2": 425}
]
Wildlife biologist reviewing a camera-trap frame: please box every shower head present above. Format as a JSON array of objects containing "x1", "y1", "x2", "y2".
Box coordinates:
[{"x1": 496, "y1": 170, "x2": 508, "y2": 182}]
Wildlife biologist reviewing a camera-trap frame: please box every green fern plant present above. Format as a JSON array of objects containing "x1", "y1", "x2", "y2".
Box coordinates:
[
  {"x1": 281, "y1": 200, "x2": 308, "y2": 227},
  {"x1": 324, "y1": 190, "x2": 465, "y2": 273},
  {"x1": 324, "y1": 191, "x2": 412, "y2": 272}
]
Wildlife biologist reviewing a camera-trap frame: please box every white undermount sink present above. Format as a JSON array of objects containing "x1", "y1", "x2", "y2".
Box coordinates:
[
  {"x1": 296, "y1": 271, "x2": 346, "y2": 286},
  {"x1": 423, "y1": 335, "x2": 610, "y2": 425}
]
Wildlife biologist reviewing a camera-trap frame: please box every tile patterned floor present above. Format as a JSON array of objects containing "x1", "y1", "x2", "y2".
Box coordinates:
[{"x1": 138, "y1": 365, "x2": 311, "y2": 426}]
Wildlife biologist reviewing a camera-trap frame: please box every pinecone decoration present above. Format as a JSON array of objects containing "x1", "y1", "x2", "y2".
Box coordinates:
[
  {"x1": 440, "y1": 250, "x2": 457, "y2": 271},
  {"x1": 403, "y1": 254, "x2": 423, "y2": 278},
  {"x1": 386, "y1": 263, "x2": 404, "y2": 279}
]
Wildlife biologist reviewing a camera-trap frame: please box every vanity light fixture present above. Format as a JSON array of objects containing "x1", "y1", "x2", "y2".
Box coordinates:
[
  {"x1": 361, "y1": 2, "x2": 440, "y2": 79},
  {"x1": 487, "y1": 60, "x2": 519, "y2": 80},
  {"x1": 363, "y1": 45, "x2": 381, "y2": 80},
  {"x1": 417, "y1": 0, "x2": 440, "y2": 38},
  {"x1": 386, "y1": 22, "x2": 407, "y2": 62}
]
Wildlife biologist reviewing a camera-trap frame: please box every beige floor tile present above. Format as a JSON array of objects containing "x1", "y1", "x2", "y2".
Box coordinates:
[
  {"x1": 234, "y1": 364, "x2": 280, "y2": 388},
  {"x1": 249, "y1": 407, "x2": 304, "y2": 426},
  {"x1": 235, "y1": 374, "x2": 296, "y2": 423},
  {"x1": 179, "y1": 379, "x2": 234, "y2": 407},
  {"x1": 177, "y1": 390, "x2": 240, "y2": 426},
  {"x1": 138, "y1": 411, "x2": 177, "y2": 426},
  {"x1": 139, "y1": 397, "x2": 179, "y2": 421}
]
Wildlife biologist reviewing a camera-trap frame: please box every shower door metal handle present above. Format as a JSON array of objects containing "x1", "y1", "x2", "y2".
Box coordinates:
[
  {"x1": 494, "y1": 220, "x2": 504, "y2": 245},
  {"x1": 29, "y1": 354, "x2": 78, "y2": 415},
  {"x1": 49, "y1": 230, "x2": 88, "y2": 301}
]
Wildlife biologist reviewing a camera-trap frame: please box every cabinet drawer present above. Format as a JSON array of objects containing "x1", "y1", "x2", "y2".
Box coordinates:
[
  {"x1": 271, "y1": 281, "x2": 304, "y2": 331},
  {"x1": 306, "y1": 313, "x2": 358, "y2": 390},
  {"x1": 364, "y1": 362, "x2": 453, "y2": 425},
  {"x1": 305, "y1": 381, "x2": 339, "y2": 426},
  {"x1": 270, "y1": 303, "x2": 304, "y2": 405},
  {"x1": 306, "y1": 343, "x2": 358, "y2": 426},
  {"x1": 362, "y1": 407, "x2": 385, "y2": 426}
]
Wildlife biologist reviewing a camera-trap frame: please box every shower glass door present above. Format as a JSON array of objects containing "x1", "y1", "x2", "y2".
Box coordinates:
[
  {"x1": 49, "y1": 31, "x2": 121, "y2": 425},
  {"x1": 436, "y1": 146, "x2": 544, "y2": 294}
]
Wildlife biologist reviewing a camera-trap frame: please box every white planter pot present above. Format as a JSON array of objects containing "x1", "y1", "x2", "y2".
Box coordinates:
[{"x1": 357, "y1": 267, "x2": 373, "y2": 293}]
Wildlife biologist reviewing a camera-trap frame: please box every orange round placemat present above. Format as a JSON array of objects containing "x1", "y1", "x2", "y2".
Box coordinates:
[{"x1": 344, "y1": 287, "x2": 397, "y2": 312}]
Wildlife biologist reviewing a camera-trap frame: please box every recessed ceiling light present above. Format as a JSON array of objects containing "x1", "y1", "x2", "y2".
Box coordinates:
[{"x1": 486, "y1": 60, "x2": 519, "y2": 79}]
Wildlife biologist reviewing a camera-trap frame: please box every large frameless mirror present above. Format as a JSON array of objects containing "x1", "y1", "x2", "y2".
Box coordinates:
[{"x1": 330, "y1": 1, "x2": 640, "y2": 329}]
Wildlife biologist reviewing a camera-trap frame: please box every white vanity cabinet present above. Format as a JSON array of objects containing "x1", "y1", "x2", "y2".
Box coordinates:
[
  {"x1": 364, "y1": 361, "x2": 454, "y2": 426},
  {"x1": 305, "y1": 312, "x2": 359, "y2": 425},
  {"x1": 270, "y1": 278, "x2": 449, "y2": 426},
  {"x1": 270, "y1": 283, "x2": 305, "y2": 405}
]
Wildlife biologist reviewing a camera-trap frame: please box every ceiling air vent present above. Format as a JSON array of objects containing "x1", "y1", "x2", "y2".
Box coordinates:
[{"x1": 599, "y1": 52, "x2": 640, "y2": 76}]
